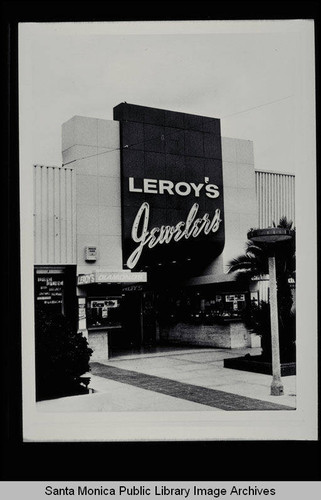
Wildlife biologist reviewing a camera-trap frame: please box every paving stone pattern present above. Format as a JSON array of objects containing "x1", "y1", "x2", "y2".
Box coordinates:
[{"x1": 91, "y1": 362, "x2": 294, "y2": 411}]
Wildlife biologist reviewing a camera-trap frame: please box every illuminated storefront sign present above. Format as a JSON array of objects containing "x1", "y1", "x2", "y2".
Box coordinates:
[
  {"x1": 128, "y1": 176, "x2": 220, "y2": 198},
  {"x1": 77, "y1": 274, "x2": 95, "y2": 285},
  {"x1": 127, "y1": 201, "x2": 222, "y2": 269},
  {"x1": 77, "y1": 271, "x2": 147, "y2": 286},
  {"x1": 114, "y1": 103, "x2": 225, "y2": 271}
]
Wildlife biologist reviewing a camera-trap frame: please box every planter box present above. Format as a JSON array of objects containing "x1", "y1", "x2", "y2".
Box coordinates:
[{"x1": 223, "y1": 355, "x2": 296, "y2": 376}]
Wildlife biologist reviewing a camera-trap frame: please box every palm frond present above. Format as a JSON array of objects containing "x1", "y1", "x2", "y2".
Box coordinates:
[
  {"x1": 277, "y1": 216, "x2": 293, "y2": 229},
  {"x1": 227, "y1": 253, "x2": 267, "y2": 276},
  {"x1": 245, "y1": 243, "x2": 265, "y2": 258},
  {"x1": 228, "y1": 218, "x2": 295, "y2": 280}
]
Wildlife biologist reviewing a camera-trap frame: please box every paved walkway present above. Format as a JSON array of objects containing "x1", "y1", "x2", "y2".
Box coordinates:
[
  {"x1": 90, "y1": 362, "x2": 293, "y2": 411},
  {"x1": 37, "y1": 347, "x2": 296, "y2": 412}
]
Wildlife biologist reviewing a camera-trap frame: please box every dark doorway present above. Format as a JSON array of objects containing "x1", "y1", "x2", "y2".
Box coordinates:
[
  {"x1": 122, "y1": 291, "x2": 143, "y2": 347},
  {"x1": 108, "y1": 290, "x2": 157, "y2": 357},
  {"x1": 141, "y1": 291, "x2": 157, "y2": 346},
  {"x1": 108, "y1": 291, "x2": 142, "y2": 355}
]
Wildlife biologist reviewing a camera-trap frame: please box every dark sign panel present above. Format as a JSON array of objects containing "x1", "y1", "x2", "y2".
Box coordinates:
[
  {"x1": 35, "y1": 272, "x2": 64, "y2": 311},
  {"x1": 114, "y1": 103, "x2": 225, "y2": 273}
]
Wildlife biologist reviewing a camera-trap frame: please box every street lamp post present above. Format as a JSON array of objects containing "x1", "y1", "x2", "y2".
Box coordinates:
[{"x1": 247, "y1": 228, "x2": 294, "y2": 396}]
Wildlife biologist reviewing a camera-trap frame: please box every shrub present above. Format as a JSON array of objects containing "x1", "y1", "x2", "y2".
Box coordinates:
[
  {"x1": 35, "y1": 310, "x2": 93, "y2": 401},
  {"x1": 242, "y1": 300, "x2": 295, "y2": 363}
]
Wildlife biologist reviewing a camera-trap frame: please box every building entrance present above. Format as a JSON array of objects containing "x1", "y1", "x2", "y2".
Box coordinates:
[
  {"x1": 120, "y1": 291, "x2": 143, "y2": 348},
  {"x1": 108, "y1": 290, "x2": 157, "y2": 356},
  {"x1": 77, "y1": 281, "x2": 156, "y2": 358}
]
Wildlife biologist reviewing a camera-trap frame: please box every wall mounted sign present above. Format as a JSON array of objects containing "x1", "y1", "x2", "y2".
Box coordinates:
[
  {"x1": 95, "y1": 271, "x2": 147, "y2": 283},
  {"x1": 77, "y1": 273, "x2": 95, "y2": 285},
  {"x1": 114, "y1": 103, "x2": 225, "y2": 272},
  {"x1": 77, "y1": 271, "x2": 147, "y2": 286},
  {"x1": 35, "y1": 271, "x2": 65, "y2": 316},
  {"x1": 35, "y1": 274, "x2": 64, "y2": 306}
]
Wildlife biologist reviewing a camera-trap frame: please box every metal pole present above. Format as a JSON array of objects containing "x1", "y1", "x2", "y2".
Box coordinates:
[{"x1": 268, "y1": 253, "x2": 284, "y2": 396}]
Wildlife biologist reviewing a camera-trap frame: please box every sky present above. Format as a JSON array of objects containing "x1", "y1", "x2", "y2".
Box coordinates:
[{"x1": 19, "y1": 20, "x2": 315, "y2": 174}]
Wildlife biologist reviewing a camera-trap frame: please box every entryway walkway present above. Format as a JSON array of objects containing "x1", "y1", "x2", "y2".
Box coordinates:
[{"x1": 90, "y1": 361, "x2": 294, "y2": 411}]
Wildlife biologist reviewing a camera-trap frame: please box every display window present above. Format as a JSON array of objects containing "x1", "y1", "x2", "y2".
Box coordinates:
[
  {"x1": 86, "y1": 297, "x2": 122, "y2": 329},
  {"x1": 156, "y1": 289, "x2": 249, "y2": 326}
]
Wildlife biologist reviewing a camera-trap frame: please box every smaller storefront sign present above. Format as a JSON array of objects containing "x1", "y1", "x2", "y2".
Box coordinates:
[
  {"x1": 91, "y1": 300, "x2": 106, "y2": 308},
  {"x1": 122, "y1": 284, "x2": 144, "y2": 292},
  {"x1": 78, "y1": 297, "x2": 87, "y2": 332},
  {"x1": 35, "y1": 274, "x2": 64, "y2": 307},
  {"x1": 225, "y1": 294, "x2": 245, "y2": 302},
  {"x1": 91, "y1": 299, "x2": 118, "y2": 308},
  {"x1": 95, "y1": 271, "x2": 147, "y2": 283},
  {"x1": 78, "y1": 303, "x2": 86, "y2": 320},
  {"x1": 77, "y1": 271, "x2": 147, "y2": 285},
  {"x1": 77, "y1": 273, "x2": 95, "y2": 285}
]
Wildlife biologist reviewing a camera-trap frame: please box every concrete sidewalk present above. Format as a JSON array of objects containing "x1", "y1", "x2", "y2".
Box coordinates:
[{"x1": 37, "y1": 347, "x2": 296, "y2": 412}]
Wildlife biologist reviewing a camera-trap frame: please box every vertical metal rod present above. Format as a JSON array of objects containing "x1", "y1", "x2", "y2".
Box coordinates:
[{"x1": 268, "y1": 253, "x2": 284, "y2": 396}]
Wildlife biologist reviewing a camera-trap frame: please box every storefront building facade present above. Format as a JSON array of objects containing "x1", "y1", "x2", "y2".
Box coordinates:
[{"x1": 34, "y1": 103, "x2": 295, "y2": 360}]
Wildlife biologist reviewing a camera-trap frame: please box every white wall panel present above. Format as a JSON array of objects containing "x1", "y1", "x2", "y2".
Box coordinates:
[
  {"x1": 62, "y1": 116, "x2": 123, "y2": 271},
  {"x1": 33, "y1": 165, "x2": 76, "y2": 264},
  {"x1": 255, "y1": 171, "x2": 295, "y2": 228}
]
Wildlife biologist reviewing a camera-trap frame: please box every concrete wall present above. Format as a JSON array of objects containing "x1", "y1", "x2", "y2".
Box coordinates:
[
  {"x1": 221, "y1": 137, "x2": 257, "y2": 271},
  {"x1": 88, "y1": 331, "x2": 109, "y2": 361},
  {"x1": 186, "y1": 137, "x2": 257, "y2": 286},
  {"x1": 62, "y1": 116, "x2": 123, "y2": 275}
]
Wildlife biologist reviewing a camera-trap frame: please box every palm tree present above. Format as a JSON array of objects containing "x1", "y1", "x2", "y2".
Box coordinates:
[
  {"x1": 227, "y1": 216, "x2": 296, "y2": 362},
  {"x1": 227, "y1": 241, "x2": 269, "y2": 281},
  {"x1": 227, "y1": 216, "x2": 295, "y2": 282}
]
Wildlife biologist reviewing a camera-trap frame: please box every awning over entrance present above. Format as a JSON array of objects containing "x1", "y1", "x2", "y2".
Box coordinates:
[{"x1": 77, "y1": 270, "x2": 147, "y2": 286}]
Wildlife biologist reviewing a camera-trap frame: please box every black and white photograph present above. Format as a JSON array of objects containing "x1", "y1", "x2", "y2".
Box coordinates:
[{"x1": 18, "y1": 19, "x2": 317, "y2": 443}]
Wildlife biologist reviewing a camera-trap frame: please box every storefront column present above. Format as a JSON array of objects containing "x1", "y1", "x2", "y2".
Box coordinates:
[
  {"x1": 268, "y1": 254, "x2": 284, "y2": 396},
  {"x1": 77, "y1": 297, "x2": 88, "y2": 340},
  {"x1": 88, "y1": 330, "x2": 109, "y2": 361}
]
